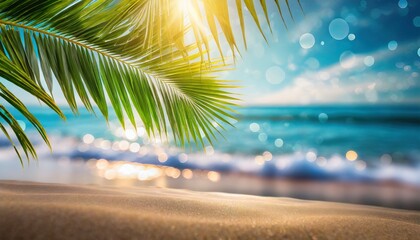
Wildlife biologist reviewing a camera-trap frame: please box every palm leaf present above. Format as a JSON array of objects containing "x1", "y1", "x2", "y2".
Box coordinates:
[
  {"x1": 126, "y1": 0, "x2": 302, "y2": 58},
  {"x1": 0, "y1": 0, "x2": 301, "y2": 164},
  {"x1": 0, "y1": 83, "x2": 51, "y2": 152}
]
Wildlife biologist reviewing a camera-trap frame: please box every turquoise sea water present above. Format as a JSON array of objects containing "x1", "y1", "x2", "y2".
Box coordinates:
[{"x1": 1, "y1": 104, "x2": 420, "y2": 185}]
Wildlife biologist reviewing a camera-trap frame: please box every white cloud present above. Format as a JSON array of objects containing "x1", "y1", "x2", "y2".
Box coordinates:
[{"x1": 252, "y1": 41, "x2": 420, "y2": 105}]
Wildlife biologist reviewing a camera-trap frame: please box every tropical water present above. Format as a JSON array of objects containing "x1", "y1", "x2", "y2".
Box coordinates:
[{"x1": 1, "y1": 105, "x2": 420, "y2": 185}]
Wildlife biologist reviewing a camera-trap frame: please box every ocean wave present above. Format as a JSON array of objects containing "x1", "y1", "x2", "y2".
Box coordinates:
[{"x1": 9, "y1": 134, "x2": 417, "y2": 186}]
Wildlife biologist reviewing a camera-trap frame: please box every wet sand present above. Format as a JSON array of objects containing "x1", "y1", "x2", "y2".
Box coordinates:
[{"x1": 0, "y1": 180, "x2": 419, "y2": 239}]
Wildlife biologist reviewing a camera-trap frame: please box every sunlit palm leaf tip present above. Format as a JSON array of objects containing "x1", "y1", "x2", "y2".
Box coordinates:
[{"x1": 142, "y1": 0, "x2": 302, "y2": 59}]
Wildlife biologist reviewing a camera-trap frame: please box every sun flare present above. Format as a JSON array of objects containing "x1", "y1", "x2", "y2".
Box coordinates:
[
  {"x1": 175, "y1": 0, "x2": 209, "y2": 36},
  {"x1": 177, "y1": 0, "x2": 190, "y2": 12}
]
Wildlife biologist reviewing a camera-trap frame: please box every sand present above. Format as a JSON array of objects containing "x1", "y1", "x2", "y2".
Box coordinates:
[{"x1": 0, "y1": 181, "x2": 419, "y2": 239}]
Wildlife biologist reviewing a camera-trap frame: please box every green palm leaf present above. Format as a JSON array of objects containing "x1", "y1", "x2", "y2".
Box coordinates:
[{"x1": 0, "y1": 0, "x2": 300, "y2": 164}]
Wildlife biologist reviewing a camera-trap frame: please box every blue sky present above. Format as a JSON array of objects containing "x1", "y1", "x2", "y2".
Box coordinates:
[
  {"x1": 1, "y1": 0, "x2": 419, "y2": 106},
  {"x1": 225, "y1": 0, "x2": 420, "y2": 105}
]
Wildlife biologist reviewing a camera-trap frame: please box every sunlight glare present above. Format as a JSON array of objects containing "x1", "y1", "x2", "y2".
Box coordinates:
[{"x1": 176, "y1": 0, "x2": 210, "y2": 40}]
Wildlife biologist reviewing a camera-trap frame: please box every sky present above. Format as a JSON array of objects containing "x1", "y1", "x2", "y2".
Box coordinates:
[
  {"x1": 1, "y1": 0, "x2": 419, "y2": 106},
  {"x1": 224, "y1": 0, "x2": 420, "y2": 105}
]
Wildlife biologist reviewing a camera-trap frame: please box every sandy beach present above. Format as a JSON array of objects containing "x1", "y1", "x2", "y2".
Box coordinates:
[{"x1": 0, "y1": 181, "x2": 419, "y2": 240}]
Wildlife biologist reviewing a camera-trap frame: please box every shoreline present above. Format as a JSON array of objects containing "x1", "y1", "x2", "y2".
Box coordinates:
[
  {"x1": 0, "y1": 180, "x2": 419, "y2": 239},
  {"x1": 1, "y1": 157, "x2": 419, "y2": 210}
]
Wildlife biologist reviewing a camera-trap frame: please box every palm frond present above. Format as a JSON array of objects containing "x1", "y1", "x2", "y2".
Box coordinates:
[
  {"x1": 0, "y1": 0, "x2": 301, "y2": 164},
  {"x1": 0, "y1": 83, "x2": 51, "y2": 149},
  {"x1": 0, "y1": 105, "x2": 36, "y2": 165},
  {"x1": 0, "y1": 0, "x2": 237, "y2": 162}
]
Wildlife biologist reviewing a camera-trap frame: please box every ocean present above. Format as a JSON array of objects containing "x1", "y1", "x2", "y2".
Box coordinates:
[{"x1": 1, "y1": 104, "x2": 420, "y2": 185}]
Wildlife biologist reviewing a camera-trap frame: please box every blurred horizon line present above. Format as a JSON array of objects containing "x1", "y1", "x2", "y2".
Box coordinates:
[{"x1": 13, "y1": 102, "x2": 420, "y2": 109}]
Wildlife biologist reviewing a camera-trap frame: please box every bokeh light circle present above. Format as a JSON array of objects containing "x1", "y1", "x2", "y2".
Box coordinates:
[
  {"x1": 329, "y1": 18, "x2": 349, "y2": 40},
  {"x1": 249, "y1": 123, "x2": 260, "y2": 132},
  {"x1": 340, "y1": 51, "x2": 356, "y2": 69},
  {"x1": 266, "y1": 66, "x2": 285, "y2": 84},
  {"x1": 364, "y1": 56, "x2": 375, "y2": 67},
  {"x1": 414, "y1": 16, "x2": 420, "y2": 27},
  {"x1": 398, "y1": 0, "x2": 408, "y2": 9},
  {"x1": 388, "y1": 41, "x2": 398, "y2": 51},
  {"x1": 318, "y1": 113, "x2": 328, "y2": 123},
  {"x1": 274, "y1": 138, "x2": 284, "y2": 148},
  {"x1": 299, "y1": 33, "x2": 315, "y2": 49},
  {"x1": 346, "y1": 150, "x2": 358, "y2": 161},
  {"x1": 305, "y1": 57, "x2": 320, "y2": 69},
  {"x1": 348, "y1": 34, "x2": 356, "y2": 41}
]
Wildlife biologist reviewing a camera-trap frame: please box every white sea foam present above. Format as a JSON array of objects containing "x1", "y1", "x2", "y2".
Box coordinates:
[{"x1": 3, "y1": 134, "x2": 418, "y2": 186}]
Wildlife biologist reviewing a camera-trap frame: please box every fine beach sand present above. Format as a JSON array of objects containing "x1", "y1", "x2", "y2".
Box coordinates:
[{"x1": 0, "y1": 181, "x2": 419, "y2": 240}]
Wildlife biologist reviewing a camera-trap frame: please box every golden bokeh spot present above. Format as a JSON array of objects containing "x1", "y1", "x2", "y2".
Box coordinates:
[
  {"x1": 346, "y1": 150, "x2": 358, "y2": 161},
  {"x1": 207, "y1": 171, "x2": 220, "y2": 182}
]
